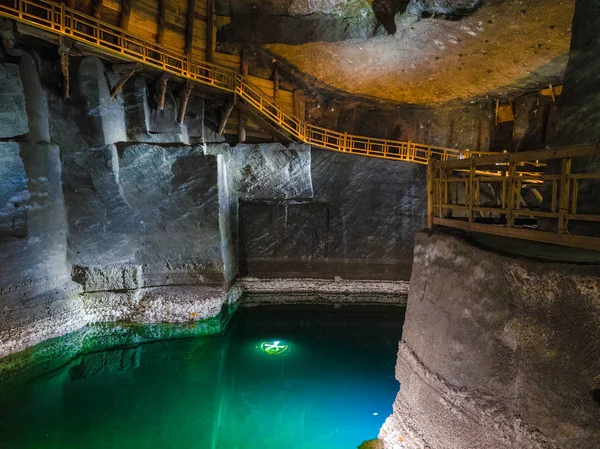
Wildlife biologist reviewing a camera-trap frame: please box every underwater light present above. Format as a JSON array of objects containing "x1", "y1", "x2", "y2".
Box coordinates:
[{"x1": 259, "y1": 341, "x2": 289, "y2": 355}]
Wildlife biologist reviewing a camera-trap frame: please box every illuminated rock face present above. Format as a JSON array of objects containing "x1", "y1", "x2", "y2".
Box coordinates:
[
  {"x1": 381, "y1": 231, "x2": 600, "y2": 449},
  {"x1": 238, "y1": 149, "x2": 427, "y2": 280}
]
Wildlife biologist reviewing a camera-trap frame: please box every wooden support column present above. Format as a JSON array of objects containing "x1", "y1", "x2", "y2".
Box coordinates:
[
  {"x1": 237, "y1": 49, "x2": 249, "y2": 142},
  {"x1": 58, "y1": 38, "x2": 71, "y2": 99},
  {"x1": 184, "y1": 0, "x2": 196, "y2": 58},
  {"x1": 91, "y1": 0, "x2": 102, "y2": 19},
  {"x1": 177, "y1": 80, "x2": 193, "y2": 124},
  {"x1": 468, "y1": 162, "x2": 475, "y2": 223},
  {"x1": 506, "y1": 162, "x2": 517, "y2": 227},
  {"x1": 157, "y1": 0, "x2": 166, "y2": 45},
  {"x1": 156, "y1": 73, "x2": 169, "y2": 111},
  {"x1": 273, "y1": 65, "x2": 279, "y2": 102},
  {"x1": 238, "y1": 111, "x2": 246, "y2": 143},
  {"x1": 218, "y1": 98, "x2": 237, "y2": 135},
  {"x1": 293, "y1": 89, "x2": 302, "y2": 117},
  {"x1": 206, "y1": 0, "x2": 214, "y2": 63},
  {"x1": 110, "y1": 63, "x2": 141, "y2": 99},
  {"x1": 558, "y1": 158, "x2": 572, "y2": 234},
  {"x1": 119, "y1": 0, "x2": 132, "y2": 31},
  {"x1": 427, "y1": 161, "x2": 434, "y2": 228}
]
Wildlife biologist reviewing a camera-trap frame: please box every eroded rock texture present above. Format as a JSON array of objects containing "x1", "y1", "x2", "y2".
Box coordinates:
[{"x1": 381, "y1": 231, "x2": 600, "y2": 449}]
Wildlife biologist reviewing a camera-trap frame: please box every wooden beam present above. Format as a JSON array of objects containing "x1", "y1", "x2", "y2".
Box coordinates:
[
  {"x1": 240, "y1": 48, "x2": 249, "y2": 77},
  {"x1": 184, "y1": 0, "x2": 196, "y2": 58},
  {"x1": 156, "y1": 73, "x2": 169, "y2": 111},
  {"x1": 177, "y1": 80, "x2": 193, "y2": 124},
  {"x1": 58, "y1": 38, "x2": 71, "y2": 99},
  {"x1": 273, "y1": 66, "x2": 279, "y2": 102},
  {"x1": 91, "y1": 0, "x2": 102, "y2": 19},
  {"x1": 238, "y1": 110, "x2": 246, "y2": 143},
  {"x1": 432, "y1": 217, "x2": 600, "y2": 252},
  {"x1": 206, "y1": 0, "x2": 214, "y2": 63},
  {"x1": 119, "y1": 0, "x2": 133, "y2": 31},
  {"x1": 436, "y1": 143, "x2": 600, "y2": 170},
  {"x1": 112, "y1": 62, "x2": 141, "y2": 72},
  {"x1": 218, "y1": 98, "x2": 237, "y2": 135},
  {"x1": 293, "y1": 89, "x2": 302, "y2": 117},
  {"x1": 109, "y1": 63, "x2": 141, "y2": 98},
  {"x1": 157, "y1": 0, "x2": 166, "y2": 45}
]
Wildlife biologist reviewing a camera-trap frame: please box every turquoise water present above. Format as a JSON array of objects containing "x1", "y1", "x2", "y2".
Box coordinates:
[{"x1": 0, "y1": 305, "x2": 403, "y2": 449}]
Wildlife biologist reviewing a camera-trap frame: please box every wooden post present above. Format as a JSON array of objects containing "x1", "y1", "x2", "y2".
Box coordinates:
[
  {"x1": 206, "y1": 0, "x2": 214, "y2": 63},
  {"x1": 237, "y1": 50, "x2": 249, "y2": 142},
  {"x1": 506, "y1": 161, "x2": 517, "y2": 227},
  {"x1": 558, "y1": 158, "x2": 572, "y2": 234},
  {"x1": 427, "y1": 160, "x2": 434, "y2": 228},
  {"x1": 157, "y1": 0, "x2": 166, "y2": 45},
  {"x1": 468, "y1": 162, "x2": 475, "y2": 223},
  {"x1": 177, "y1": 80, "x2": 193, "y2": 124},
  {"x1": 119, "y1": 0, "x2": 132, "y2": 31},
  {"x1": 109, "y1": 63, "x2": 141, "y2": 99},
  {"x1": 293, "y1": 89, "x2": 302, "y2": 117},
  {"x1": 273, "y1": 65, "x2": 279, "y2": 102},
  {"x1": 156, "y1": 73, "x2": 169, "y2": 111},
  {"x1": 218, "y1": 98, "x2": 237, "y2": 135},
  {"x1": 91, "y1": 0, "x2": 102, "y2": 19},
  {"x1": 184, "y1": 0, "x2": 196, "y2": 58},
  {"x1": 58, "y1": 38, "x2": 71, "y2": 99},
  {"x1": 238, "y1": 110, "x2": 246, "y2": 143}
]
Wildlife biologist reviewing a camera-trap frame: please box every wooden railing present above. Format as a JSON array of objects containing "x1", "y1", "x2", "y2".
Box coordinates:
[
  {"x1": 428, "y1": 145, "x2": 600, "y2": 250},
  {"x1": 0, "y1": 0, "x2": 495, "y2": 165}
]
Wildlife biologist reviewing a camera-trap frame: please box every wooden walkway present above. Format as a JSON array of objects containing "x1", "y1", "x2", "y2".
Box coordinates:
[{"x1": 0, "y1": 0, "x2": 493, "y2": 165}]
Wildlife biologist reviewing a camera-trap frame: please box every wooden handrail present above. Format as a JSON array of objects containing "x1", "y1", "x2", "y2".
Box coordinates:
[{"x1": 1, "y1": 0, "x2": 498, "y2": 165}]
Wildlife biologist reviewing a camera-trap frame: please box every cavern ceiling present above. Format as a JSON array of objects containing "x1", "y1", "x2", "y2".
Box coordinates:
[{"x1": 219, "y1": 0, "x2": 575, "y2": 104}]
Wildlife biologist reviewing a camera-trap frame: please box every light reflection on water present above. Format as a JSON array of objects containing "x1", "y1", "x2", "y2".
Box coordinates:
[{"x1": 0, "y1": 306, "x2": 404, "y2": 449}]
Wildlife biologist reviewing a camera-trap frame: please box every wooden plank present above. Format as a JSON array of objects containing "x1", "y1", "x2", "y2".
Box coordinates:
[{"x1": 432, "y1": 217, "x2": 600, "y2": 252}]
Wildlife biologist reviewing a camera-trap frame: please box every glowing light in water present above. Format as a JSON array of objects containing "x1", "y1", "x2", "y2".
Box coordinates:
[{"x1": 259, "y1": 341, "x2": 289, "y2": 355}]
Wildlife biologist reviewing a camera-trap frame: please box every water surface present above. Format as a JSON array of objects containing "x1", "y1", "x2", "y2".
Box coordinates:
[{"x1": 0, "y1": 305, "x2": 404, "y2": 449}]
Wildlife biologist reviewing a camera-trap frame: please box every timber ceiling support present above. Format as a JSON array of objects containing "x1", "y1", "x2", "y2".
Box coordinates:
[
  {"x1": 119, "y1": 0, "x2": 132, "y2": 31},
  {"x1": 91, "y1": 0, "x2": 101, "y2": 19},
  {"x1": 157, "y1": 0, "x2": 166, "y2": 45},
  {"x1": 110, "y1": 62, "x2": 141, "y2": 99},
  {"x1": 218, "y1": 97, "x2": 236, "y2": 135},
  {"x1": 177, "y1": 80, "x2": 193, "y2": 124},
  {"x1": 185, "y1": 0, "x2": 195, "y2": 58},
  {"x1": 206, "y1": 0, "x2": 214, "y2": 63},
  {"x1": 58, "y1": 37, "x2": 72, "y2": 99},
  {"x1": 156, "y1": 73, "x2": 169, "y2": 111}
]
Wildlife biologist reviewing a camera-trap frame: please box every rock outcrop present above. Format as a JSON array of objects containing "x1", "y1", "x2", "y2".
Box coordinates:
[{"x1": 380, "y1": 231, "x2": 600, "y2": 449}]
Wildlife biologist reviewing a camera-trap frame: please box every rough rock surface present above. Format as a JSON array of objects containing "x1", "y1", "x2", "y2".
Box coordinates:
[
  {"x1": 239, "y1": 149, "x2": 426, "y2": 280},
  {"x1": 0, "y1": 63, "x2": 28, "y2": 138},
  {"x1": 228, "y1": 142, "x2": 313, "y2": 200},
  {"x1": 239, "y1": 277, "x2": 408, "y2": 305},
  {"x1": 380, "y1": 231, "x2": 600, "y2": 449}
]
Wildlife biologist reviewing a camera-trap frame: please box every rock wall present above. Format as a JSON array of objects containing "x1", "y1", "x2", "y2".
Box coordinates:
[
  {"x1": 380, "y1": 231, "x2": 600, "y2": 449},
  {"x1": 0, "y1": 51, "x2": 237, "y2": 358},
  {"x1": 238, "y1": 149, "x2": 426, "y2": 280}
]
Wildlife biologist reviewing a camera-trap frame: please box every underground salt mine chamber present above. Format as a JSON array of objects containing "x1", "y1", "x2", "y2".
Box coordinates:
[{"x1": 1, "y1": 0, "x2": 600, "y2": 447}]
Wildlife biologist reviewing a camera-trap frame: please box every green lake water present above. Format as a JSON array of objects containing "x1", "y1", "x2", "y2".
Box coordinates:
[{"x1": 0, "y1": 305, "x2": 404, "y2": 449}]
